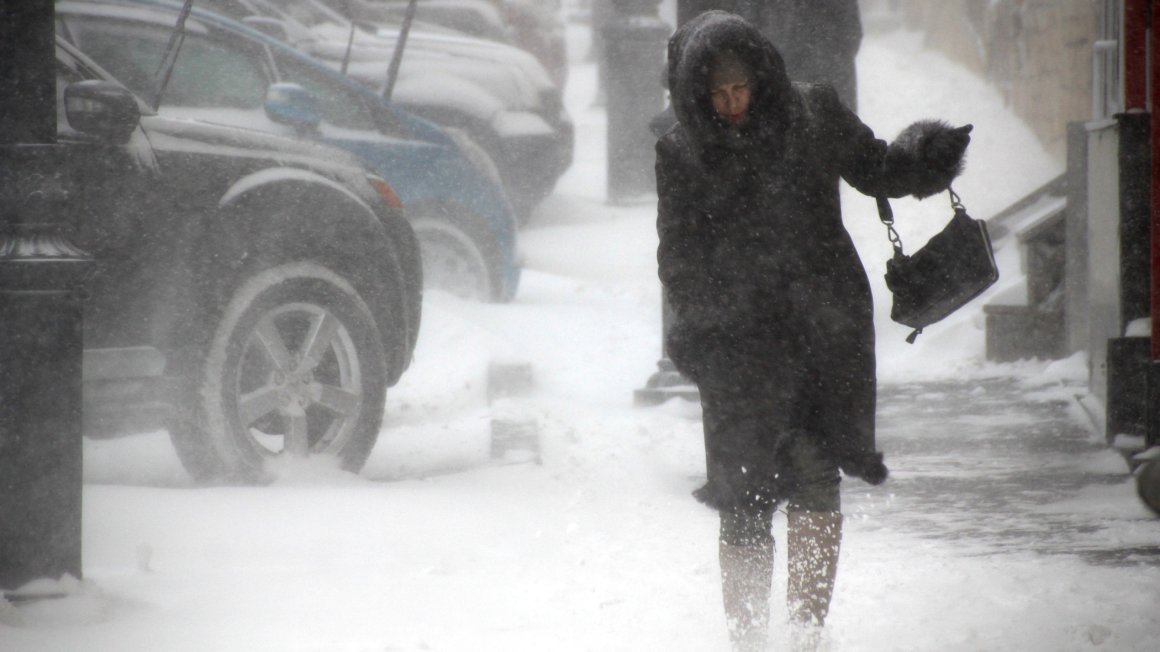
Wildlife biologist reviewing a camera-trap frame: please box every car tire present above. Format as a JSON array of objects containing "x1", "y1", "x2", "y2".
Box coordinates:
[
  {"x1": 169, "y1": 261, "x2": 387, "y2": 484},
  {"x1": 411, "y1": 216, "x2": 496, "y2": 301}
]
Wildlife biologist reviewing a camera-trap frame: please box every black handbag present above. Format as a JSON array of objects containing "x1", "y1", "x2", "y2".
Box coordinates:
[{"x1": 878, "y1": 189, "x2": 999, "y2": 343}]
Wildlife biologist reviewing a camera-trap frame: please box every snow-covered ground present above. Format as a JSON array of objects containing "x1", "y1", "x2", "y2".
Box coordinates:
[{"x1": 5, "y1": 14, "x2": 1160, "y2": 652}]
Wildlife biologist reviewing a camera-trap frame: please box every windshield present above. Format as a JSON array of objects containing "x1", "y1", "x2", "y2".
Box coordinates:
[
  {"x1": 260, "y1": 0, "x2": 345, "y2": 29},
  {"x1": 184, "y1": 0, "x2": 252, "y2": 21}
]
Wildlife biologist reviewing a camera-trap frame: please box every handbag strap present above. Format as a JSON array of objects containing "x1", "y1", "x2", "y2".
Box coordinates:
[
  {"x1": 949, "y1": 187, "x2": 966, "y2": 214},
  {"x1": 876, "y1": 196, "x2": 904, "y2": 256},
  {"x1": 877, "y1": 188, "x2": 965, "y2": 255}
]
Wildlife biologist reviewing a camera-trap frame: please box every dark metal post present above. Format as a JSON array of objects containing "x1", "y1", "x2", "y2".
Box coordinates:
[
  {"x1": 602, "y1": 0, "x2": 669, "y2": 203},
  {"x1": 634, "y1": 294, "x2": 699, "y2": 406},
  {"x1": 0, "y1": 0, "x2": 93, "y2": 595},
  {"x1": 626, "y1": 0, "x2": 696, "y2": 406}
]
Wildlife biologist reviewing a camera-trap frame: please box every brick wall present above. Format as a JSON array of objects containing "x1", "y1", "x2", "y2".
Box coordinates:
[{"x1": 873, "y1": 0, "x2": 1099, "y2": 159}]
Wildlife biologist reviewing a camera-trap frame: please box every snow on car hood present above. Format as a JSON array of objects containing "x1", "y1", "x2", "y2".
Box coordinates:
[
  {"x1": 302, "y1": 20, "x2": 554, "y2": 109},
  {"x1": 307, "y1": 30, "x2": 541, "y2": 112}
]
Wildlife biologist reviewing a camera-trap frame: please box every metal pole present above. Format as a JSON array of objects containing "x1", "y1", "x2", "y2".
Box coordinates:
[
  {"x1": 625, "y1": 0, "x2": 699, "y2": 405},
  {"x1": 603, "y1": 0, "x2": 669, "y2": 203},
  {"x1": 0, "y1": 0, "x2": 93, "y2": 595}
]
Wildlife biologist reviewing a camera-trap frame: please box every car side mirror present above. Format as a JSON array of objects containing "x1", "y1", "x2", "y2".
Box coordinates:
[
  {"x1": 64, "y1": 80, "x2": 141, "y2": 143},
  {"x1": 265, "y1": 83, "x2": 321, "y2": 133},
  {"x1": 243, "y1": 16, "x2": 291, "y2": 42}
]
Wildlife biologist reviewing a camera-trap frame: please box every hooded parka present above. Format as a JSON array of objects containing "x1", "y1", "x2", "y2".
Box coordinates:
[
  {"x1": 656, "y1": 11, "x2": 968, "y2": 510},
  {"x1": 678, "y1": 0, "x2": 862, "y2": 110}
]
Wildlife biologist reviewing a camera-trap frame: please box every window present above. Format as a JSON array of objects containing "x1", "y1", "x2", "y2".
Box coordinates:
[
  {"x1": 64, "y1": 18, "x2": 174, "y2": 100},
  {"x1": 64, "y1": 17, "x2": 271, "y2": 111},
  {"x1": 1093, "y1": 0, "x2": 1123, "y2": 120},
  {"x1": 165, "y1": 36, "x2": 270, "y2": 109},
  {"x1": 189, "y1": 0, "x2": 255, "y2": 22},
  {"x1": 254, "y1": 0, "x2": 332, "y2": 29},
  {"x1": 273, "y1": 53, "x2": 379, "y2": 132}
]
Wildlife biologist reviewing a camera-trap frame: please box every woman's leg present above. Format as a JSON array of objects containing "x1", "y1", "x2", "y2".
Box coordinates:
[
  {"x1": 786, "y1": 511, "x2": 843, "y2": 625},
  {"x1": 784, "y1": 437, "x2": 843, "y2": 631},
  {"x1": 719, "y1": 506, "x2": 775, "y2": 652},
  {"x1": 697, "y1": 350, "x2": 801, "y2": 650}
]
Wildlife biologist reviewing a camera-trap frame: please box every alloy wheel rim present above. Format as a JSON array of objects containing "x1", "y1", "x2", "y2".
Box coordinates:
[{"x1": 231, "y1": 302, "x2": 364, "y2": 458}]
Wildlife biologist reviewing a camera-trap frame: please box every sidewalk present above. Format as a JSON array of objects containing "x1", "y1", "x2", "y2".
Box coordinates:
[{"x1": 855, "y1": 376, "x2": 1159, "y2": 567}]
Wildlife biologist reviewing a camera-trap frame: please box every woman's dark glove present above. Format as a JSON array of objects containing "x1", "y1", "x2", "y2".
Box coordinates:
[
  {"x1": 887, "y1": 120, "x2": 973, "y2": 198},
  {"x1": 925, "y1": 123, "x2": 972, "y2": 173},
  {"x1": 840, "y1": 452, "x2": 889, "y2": 486}
]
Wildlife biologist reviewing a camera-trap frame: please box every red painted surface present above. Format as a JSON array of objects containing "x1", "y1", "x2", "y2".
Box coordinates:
[
  {"x1": 1125, "y1": 0, "x2": 1148, "y2": 110},
  {"x1": 1148, "y1": 0, "x2": 1160, "y2": 359}
]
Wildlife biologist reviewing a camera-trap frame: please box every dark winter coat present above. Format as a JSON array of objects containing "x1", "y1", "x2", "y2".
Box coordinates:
[{"x1": 655, "y1": 11, "x2": 968, "y2": 509}]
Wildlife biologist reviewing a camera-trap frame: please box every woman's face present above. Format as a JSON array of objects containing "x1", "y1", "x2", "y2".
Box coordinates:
[{"x1": 710, "y1": 79, "x2": 751, "y2": 126}]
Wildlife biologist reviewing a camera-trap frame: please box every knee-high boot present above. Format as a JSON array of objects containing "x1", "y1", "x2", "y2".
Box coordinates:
[
  {"x1": 787, "y1": 511, "x2": 843, "y2": 628},
  {"x1": 719, "y1": 539, "x2": 774, "y2": 652}
]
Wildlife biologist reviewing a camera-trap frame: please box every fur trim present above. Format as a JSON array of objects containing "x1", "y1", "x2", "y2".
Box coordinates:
[
  {"x1": 839, "y1": 451, "x2": 889, "y2": 486},
  {"x1": 666, "y1": 11, "x2": 797, "y2": 158}
]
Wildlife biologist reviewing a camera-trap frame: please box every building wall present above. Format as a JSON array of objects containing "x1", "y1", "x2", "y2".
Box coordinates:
[
  {"x1": 867, "y1": 0, "x2": 1099, "y2": 160},
  {"x1": 1085, "y1": 122, "x2": 1124, "y2": 397}
]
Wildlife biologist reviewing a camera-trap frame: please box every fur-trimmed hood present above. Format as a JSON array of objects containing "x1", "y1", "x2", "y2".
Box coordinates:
[{"x1": 666, "y1": 11, "x2": 800, "y2": 158}]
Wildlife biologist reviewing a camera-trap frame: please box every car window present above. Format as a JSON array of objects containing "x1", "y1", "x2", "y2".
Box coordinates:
[
  {"x1": 63, "y1": 17, "x2": 170, "y2": 100},
  {"x1": 189, "y1": 0, "x2": 254, "y2": 21},
  {"x1": 256, "y1": 0, "x2": 332, "y2": 28},
  {"x1": 64, "y1": 17, "x2": 271, "y2": 111},
  {"x1": 272, "y1": 52, "x2": 380, "y2": 132},
  {"x1": 166, "y1": 35, "x2": 271, "y2": 109}
]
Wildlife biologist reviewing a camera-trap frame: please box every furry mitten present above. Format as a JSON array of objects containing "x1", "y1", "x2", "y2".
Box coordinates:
[
  {"x1": 886, "y1": 120, "x2": 973, "y2": 199},
  {"x1": 925, "y1": 123, "x2": 973, "y2": 173}
]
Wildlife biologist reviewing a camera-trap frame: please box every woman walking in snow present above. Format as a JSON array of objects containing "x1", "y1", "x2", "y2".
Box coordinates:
[{"x1": 654, "y1": 11, "x2": 971, "y2": 651}]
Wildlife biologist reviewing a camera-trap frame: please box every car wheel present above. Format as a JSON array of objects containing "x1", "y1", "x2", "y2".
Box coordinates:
[
  {"x1": 170, "y1": 261, "x2": 387, "y2": 484},
  {"x1": 411, "y1": 217, "x2": 495, "y2": 301}
]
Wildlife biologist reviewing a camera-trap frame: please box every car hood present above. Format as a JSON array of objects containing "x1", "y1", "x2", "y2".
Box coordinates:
[
  {"x1": 306, "y1": 20, "x2": 556, "y2": 97},
  {"x1": 306, "y1": 25, "x2": 546, "y2": 111}
]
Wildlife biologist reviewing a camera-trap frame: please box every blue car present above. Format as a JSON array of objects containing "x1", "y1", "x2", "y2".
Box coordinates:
[{"x1": 57, "y1": 0, "x2": 521, "y2": 302}]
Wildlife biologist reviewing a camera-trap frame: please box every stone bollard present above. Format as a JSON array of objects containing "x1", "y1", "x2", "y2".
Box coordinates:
[
  {"x1": 602, "y1": 0, "x2": 670, "y2": 203},
  {"x1": 487, "y1": 359, "x2": 541, "y2": 464}
]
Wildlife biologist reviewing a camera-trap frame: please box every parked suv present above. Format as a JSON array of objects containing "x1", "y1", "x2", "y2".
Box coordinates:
[
  {"x1": 52, "y1": 35, "x2": 422, "y2": 483},
  {"x1": 58, "y1": 0, "x2": 523, "y2": 301}
]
